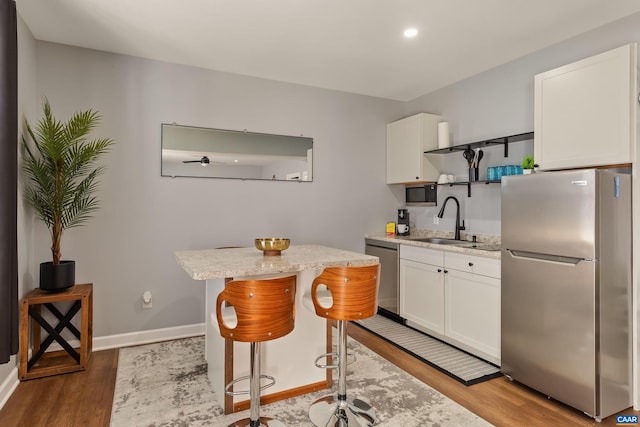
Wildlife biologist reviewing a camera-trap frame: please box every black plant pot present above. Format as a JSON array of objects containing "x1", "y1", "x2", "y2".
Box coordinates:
[{"x1": 40, "y1": 260, "x2": 75, "y2": 292}]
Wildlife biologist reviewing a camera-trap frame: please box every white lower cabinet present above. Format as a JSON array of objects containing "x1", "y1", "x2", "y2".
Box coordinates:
[
  {"x1": 445, "y1": 268, "x2": 500, "y2": 360},
  {"x1": 400, "y1": 258, "x2": 444, "y2": 334},
  {"x1": 399, "y1": 244, "x2": 501, "y2": 364}
]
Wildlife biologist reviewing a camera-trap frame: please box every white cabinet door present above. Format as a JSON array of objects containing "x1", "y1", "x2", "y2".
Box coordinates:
[
  {"x1": 445, "y1": 268, "x2": 501, "y2": 360},
  {"x1": 386, "y1": 113, "x2": 441, "y2": 184},
  {"x1": 534, "y1": 43, "x2": 637, "y2": 170},
  {"x1": 399, "y1": 258, "x2": 444, "y2": 334}
]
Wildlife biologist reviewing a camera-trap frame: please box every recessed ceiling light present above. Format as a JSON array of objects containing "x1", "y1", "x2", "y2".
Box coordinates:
[{"x1": 404, "y1": 28, "x2": 418, "y2": 38}]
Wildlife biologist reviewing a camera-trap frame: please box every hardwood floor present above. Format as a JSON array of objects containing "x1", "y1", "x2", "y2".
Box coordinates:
[
  {"x1": 0, "y1": 349, "x2": 118, "y2": 427},
  {"x1": 0, "y1": 327, "x2": 637, "y2": 426},
  {"x1": 348, "y1": 323, "x2": 639, "y2": 427}
]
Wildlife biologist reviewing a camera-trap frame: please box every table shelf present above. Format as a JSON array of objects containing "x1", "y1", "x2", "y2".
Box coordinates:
[{"x1": 19, "y1": 283, "x2": 93, "y2": 381}]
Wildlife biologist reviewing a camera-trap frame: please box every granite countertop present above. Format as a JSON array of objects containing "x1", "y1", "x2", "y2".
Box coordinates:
[
  {"x1": 175, "y1": 244, "x2": 379, "y2": 280},
  {"x1": 366, "y1": 230, "x2": 501, "y2": 260}
]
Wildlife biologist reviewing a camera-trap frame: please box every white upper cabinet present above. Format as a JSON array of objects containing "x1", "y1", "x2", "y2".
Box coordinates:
[
  {"x1": 386, "y1": 113, "x2": 441, "y2": 184},
  {"x1": 534, "y1": 44, "x2": 637, "y2": 170}
]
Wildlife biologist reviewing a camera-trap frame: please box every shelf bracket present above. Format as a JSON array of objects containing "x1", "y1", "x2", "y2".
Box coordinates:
[
  {"x1": 483, "y1": 137, "x2": 509, "y2": 157},
  {"x1": 437, "y1": 180, "x2": 503, "y2": 198}
]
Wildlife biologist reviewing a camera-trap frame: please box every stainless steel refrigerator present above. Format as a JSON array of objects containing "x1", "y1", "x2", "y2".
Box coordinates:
[{"x1": 501, "y1": 169, "x2": 632, "y2": 421}]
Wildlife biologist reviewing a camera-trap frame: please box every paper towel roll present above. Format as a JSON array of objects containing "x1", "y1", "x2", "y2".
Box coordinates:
[{"x1": 438, "y1": 122, "x2": 450, "y2": 148}]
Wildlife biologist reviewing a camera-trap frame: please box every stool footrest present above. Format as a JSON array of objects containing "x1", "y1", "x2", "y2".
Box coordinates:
[
  {"x1": 314, "y1": 352, "x2": 339, "y2": 369},
  {"x1": 224, "y1": 374, "x2": 276, "y2": 396},
  {"x1": 314, "y1": 352, "x2": 357, "y2": 369}
]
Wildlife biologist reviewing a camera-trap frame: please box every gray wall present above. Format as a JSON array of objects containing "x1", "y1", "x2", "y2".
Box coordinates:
[
  {"x1": 32, "y1": 42, "x2": 405, "y2": 338},
  {"x1": 405, "y1": 12, "x2": 640, "y2": 235}
]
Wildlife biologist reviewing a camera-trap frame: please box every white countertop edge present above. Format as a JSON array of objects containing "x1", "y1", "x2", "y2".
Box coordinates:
[
  {"x1": 175, "y1": 244, "x2": 379, "y2": 281},
  {"x1": 365, "y1": 234, "x2": 501, "y2": 260}
]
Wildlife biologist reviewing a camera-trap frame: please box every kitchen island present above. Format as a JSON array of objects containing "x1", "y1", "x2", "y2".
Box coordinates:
[{"x1": 175, "y1": 244, "x2": 378, "y2": 413}]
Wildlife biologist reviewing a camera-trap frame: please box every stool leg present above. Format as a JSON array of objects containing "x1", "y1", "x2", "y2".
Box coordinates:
[
  {"x1": 249, "y1": 342, "x2": 262, "y2": 426},
  {"x1": 228, "y1": 342, "x2": 286, "y2": 427},
  {"x1": 308, "y1": 320, "x2": 376, "y2": 427},
  {"x1": 337, "y1": 320, "x2": 347, "y2": 404}
]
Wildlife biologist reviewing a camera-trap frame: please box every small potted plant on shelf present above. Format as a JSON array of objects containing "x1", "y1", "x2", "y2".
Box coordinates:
[
  {"x1": 521, "y1": 155, "x2": 535, "y2": 174},
  {"x1": 22, "y1": 99, "x2": 114, "y2": 292}
]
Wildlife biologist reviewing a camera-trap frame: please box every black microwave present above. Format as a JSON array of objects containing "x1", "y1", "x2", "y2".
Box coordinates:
[{"x1": 406, "y1": 184, "x2": 437, "y2": 205}]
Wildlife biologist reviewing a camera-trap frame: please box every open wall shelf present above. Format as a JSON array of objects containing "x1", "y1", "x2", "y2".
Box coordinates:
[
  {"x1": 425, "y1": 131, "x2": 534, "y2": 157},
  {"x1": 427, "y1": 131, "x2": 534, "y2": 196}
]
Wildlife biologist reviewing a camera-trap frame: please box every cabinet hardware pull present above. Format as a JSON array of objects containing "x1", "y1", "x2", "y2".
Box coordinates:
[
  {"x1": 444, "y1": 270, "x2": 448, "y2": 274},
  {"x1": 468, "y1": 262, "x2": 474, "y2": 267},
  {"x1": 437, "y1": 269, "x2": 442, "y2": 273}
]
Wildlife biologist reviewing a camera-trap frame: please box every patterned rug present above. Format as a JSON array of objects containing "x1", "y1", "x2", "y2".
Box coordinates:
[{"x1": 110, "y1": 335, "x2": 492, "y2": 427}]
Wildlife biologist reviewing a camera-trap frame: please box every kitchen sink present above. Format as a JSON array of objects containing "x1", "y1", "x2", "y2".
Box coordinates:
[
  {"x1": 455, "y1": 242, "x2": 502, "y2": 251},
  {"x1": 410, "y1": 237, "x2": 466, "y2": 245},
  {"x1": 410, "y1": 237, "x2": 502, "y2": 251}
]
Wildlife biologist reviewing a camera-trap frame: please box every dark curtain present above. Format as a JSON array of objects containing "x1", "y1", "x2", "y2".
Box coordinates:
[{"x1": 0, "y1": 0, "x2": 18, "y2": 364}]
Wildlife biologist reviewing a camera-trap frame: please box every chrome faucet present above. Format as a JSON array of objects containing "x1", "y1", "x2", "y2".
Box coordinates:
[{"x1": 437, "y1": 196, "x2": 466, "y2": 240}]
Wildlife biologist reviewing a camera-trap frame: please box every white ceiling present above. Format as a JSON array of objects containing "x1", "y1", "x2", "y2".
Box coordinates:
[{"x1": 16, "y1": 0, "x2": 640, "y2": 101}]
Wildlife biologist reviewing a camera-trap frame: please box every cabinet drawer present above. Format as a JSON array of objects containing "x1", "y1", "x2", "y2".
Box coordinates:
[
  {"x1": 445, "y1": 252, "x2": 500, "y2": 278},
  {"x1": 400, "y1": 245, "x2": 443, "y2": 265}
]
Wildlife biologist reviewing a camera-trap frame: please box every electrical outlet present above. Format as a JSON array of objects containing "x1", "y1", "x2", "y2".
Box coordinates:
[{"x1": 433, "y1": 215, "x2": 439, "y2": 225}]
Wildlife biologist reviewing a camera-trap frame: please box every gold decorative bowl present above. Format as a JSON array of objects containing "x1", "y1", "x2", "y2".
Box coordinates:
[{"x1": 255, "y1": 238, "x2": 290, "y2": 256}]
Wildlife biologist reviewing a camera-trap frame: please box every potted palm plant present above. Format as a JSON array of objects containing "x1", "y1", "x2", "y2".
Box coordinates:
[{"x1": 22, "y1": 99, "x2": 114, "y2": 291}]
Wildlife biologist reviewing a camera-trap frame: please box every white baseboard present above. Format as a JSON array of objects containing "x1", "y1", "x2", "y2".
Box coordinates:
[
  {"x1": 41, "y1": 322, "x2": 206, "y2": 353},
  {"x1": 0, "y1": 366, "x2": 19, "y2": 412},
  {"x1": 0, "y1": 323, "x2": 206, "y2": 411},
  {"x1": 93, "y1": 323, "x2": 206, "y2": 351}
]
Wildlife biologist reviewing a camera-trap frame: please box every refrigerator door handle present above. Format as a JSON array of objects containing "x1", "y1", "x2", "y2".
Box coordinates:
[{"x1": 505, "y1": 249, "x2": 597, "y2": 265}]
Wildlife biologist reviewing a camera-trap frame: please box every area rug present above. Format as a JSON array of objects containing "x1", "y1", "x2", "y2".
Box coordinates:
[
  {"x1": 354, "y1": 315, "x2": 502, "y2": 386},
  {"x1": 110, "y1": 335, "x2": 492, "y2": 427}
]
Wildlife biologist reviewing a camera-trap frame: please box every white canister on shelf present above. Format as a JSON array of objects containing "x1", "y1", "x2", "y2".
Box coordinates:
[{"x1": 437, "y1": 122, "x2": 450, "y2": 148}]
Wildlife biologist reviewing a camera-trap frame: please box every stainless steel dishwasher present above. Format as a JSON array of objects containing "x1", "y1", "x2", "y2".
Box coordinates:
[{"x1": 365, "y1": 238, "x2": 403, "y2": 323}]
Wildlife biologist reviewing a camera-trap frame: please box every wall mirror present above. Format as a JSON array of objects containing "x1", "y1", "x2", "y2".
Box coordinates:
[{"x1": 161, "y1": 124, "x2": 313, "y2": 181}]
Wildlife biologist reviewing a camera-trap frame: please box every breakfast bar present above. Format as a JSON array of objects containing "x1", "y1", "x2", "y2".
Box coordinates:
[{"x1": 175, "y1": 244, "x2": 378, "y2": 413}]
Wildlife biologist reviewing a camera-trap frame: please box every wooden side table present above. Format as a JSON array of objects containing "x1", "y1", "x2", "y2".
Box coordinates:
[{"x1": 19, "y1": 283, "x2": 93, "y2": 380}]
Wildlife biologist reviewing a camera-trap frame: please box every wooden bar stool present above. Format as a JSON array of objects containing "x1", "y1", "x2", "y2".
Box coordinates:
[
  {"x1": 306, "y1": 264, "x2": 380, "y2": 427},
  {"x1": 216, "y1": 275, "x2": 297, "y2": 427}
]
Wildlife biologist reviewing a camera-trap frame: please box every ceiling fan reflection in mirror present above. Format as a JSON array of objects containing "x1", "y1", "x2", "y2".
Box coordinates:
[{"x1": 182, "y1": 156, "x2": 226, "y2": 167}]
